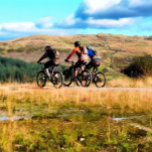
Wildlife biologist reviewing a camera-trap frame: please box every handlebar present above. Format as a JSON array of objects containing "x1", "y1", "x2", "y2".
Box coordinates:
[
  {"x1": 68, "y1": 61, "x2": 75, "y2": 65},
  {"x1": 65, "y1": 59, "x2": 75, "y2": 65},
  {"x1": 38, "y1": 62, "x2": 44, "y2": 65}
]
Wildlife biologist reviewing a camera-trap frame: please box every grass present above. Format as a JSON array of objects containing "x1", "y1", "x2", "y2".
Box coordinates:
[
  {"x1": 0, "y1": 82, "x2": 152, "y2": 151},
  {"x1": 107, "y1": 76, "x2": 152, "y2": 88}
]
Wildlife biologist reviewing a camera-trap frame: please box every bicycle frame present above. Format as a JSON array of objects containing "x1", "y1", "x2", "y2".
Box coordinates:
[
  {"x1": 37, "y1": 63, "x2": 63, "y2": 88},
  {"x1": 66, "y1": 63, "x2": 75, "y2": 80},
  {"x1": 42, "y1": 65, "x2": 58, "y2": 78}
]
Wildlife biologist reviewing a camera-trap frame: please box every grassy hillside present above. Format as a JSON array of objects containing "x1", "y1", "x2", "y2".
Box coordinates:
[
  {"x1": 0, "y1": 34, "x2": 151, "y2": 61},
  {"x1": 0, "y1": 33, "x2": 152, "y2": 79}
]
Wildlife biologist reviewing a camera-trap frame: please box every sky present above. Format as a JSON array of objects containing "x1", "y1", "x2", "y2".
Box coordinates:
[{"x1": 0, "y1": 0, "x2": 152, "y2": 40}]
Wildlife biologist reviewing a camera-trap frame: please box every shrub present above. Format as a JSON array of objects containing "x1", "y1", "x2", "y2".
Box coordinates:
[
  {"x1": 122, "y1": 55, "x2": 152, "y2": 78},
  {"x1": 146, "y1": 36, "x2": 152, "y2": 40}
]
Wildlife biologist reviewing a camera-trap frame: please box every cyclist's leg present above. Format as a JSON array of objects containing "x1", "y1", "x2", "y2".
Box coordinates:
[
  {"x1": 86, "y1": 60, "x2": 94, "y2": 70},
  {"x1": 74, "y1": 60, "x2": 82, "y2": 77},
  {"x1": 52, "y1": 63, "x2": 58, "y2": 74},
  {"x1": 44, "y1": 60, "x2": 54, "y2": 78}
]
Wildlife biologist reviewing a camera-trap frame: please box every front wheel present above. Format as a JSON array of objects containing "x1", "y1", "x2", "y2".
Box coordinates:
[
  {"x1": 52, "y1": 72, "x2": 63, "y2": 88},
  {"x1": 63, "y1": 69, "x2": 73, "y2": 87},
  {"x1": 94, "y1": 72, "x2": 106, "y2": 88},
  {"x1": 78, "y1": 70, "x2": 92, "y2": 87},
  {"x1": 36, "y1": 71, "x2": 47, "y2": 88}
]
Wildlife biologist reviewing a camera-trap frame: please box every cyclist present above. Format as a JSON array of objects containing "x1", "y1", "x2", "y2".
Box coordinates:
[
  {"x1": 65, "y1": 41, "x2": 88, "y2": 77},
  {"x1": 37, "y1": 45, "x2": 60, "y2": 78},
  {"x1": 86, "y1": 45, "x2": 100, "y2": 69}
]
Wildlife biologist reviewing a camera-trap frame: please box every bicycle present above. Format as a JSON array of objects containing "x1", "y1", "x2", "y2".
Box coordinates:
[
  {"x1": 36, "y1": 63, "x2": 63, "y2": 88},
  {"x1": 86, "y1": 58, "x2": 106, "y2": 88},
  {"x1": 63, "y1": 61, "x2": 92, "y2": 87}
]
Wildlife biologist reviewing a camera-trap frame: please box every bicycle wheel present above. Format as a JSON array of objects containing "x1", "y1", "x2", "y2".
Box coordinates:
[
  {"x1": 36, "y1": 71, "x2": 47, "y2": 88},
  {"x1": 75, "y1": 68, "x2": 82, "y2": 86},
  {"x1": 63, "y1": 69, "x2": 73, "y2": 87},
  {"x1": 52, "y1": 72, "x2": 63, "y2": 88},
  {"x1": 94, "y1": 72, "x2": 106, "y2": 88},
  {"x1": 79, "y1": 70, "x2": 92, "y2": 87}
]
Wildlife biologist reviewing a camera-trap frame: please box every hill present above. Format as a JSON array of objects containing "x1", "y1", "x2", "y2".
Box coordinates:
[{"x1": 0, "y1": 33, "x2": 152, "y2": 80}]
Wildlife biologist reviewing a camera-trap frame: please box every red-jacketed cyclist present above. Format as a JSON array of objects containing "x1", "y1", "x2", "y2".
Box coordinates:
[{"x1": 65, "y1": 41, "x2": 88, "y2": 77}]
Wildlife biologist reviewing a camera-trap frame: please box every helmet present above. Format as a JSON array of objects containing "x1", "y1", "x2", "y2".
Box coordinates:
[
  {"x1": 87, "y1": 45, "x2": 92, "y2": 50},
  {"x1": 45, "y1": 45, "x2": 51, "y2": 51},
  {"x1": 74, "y1": 41, "x2": 80, "y2": 47}
]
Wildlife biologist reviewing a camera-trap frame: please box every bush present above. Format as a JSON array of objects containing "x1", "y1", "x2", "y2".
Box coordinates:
[
  {"x1": 122, "y1": 55, "x2": 152, "y2": 78},
  {"x1": 146, "y1": 36, "x2": 152, "y2": 40}
]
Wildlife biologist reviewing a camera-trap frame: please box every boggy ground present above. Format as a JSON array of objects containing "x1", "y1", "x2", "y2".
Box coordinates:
[{"x1": 0, "y1": 83, "x2": 152, "y2": 152}]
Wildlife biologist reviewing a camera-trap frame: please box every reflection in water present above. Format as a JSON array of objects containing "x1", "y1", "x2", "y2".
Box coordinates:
[
  {"x1": 0, "y1": 115, "x2": 30, "y2": 121},
  {"x1": 112, "y1": 117, "x2": 128, "y2": 121},
  {"x1": 112, "y1": 115, "x2": 146, "y2": 121}
]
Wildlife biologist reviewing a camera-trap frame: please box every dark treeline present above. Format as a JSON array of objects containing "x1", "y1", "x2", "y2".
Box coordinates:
[
  {"x1": 0, "y1": 56, "x2": 66, "y2": 83},
  {"x1": 0, "y1": 56, "x2": 41, "y2": 82}
]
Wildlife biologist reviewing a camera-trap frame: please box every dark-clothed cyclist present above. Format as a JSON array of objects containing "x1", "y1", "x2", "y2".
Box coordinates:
[{"x1": 37, "y1": 45, "x2": 59, "y2": 78}]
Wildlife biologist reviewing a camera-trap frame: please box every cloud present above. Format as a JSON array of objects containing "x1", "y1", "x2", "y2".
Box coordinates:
[
  {"x1": 0, "y1": 18, "x2": 81, "y2": 40},
  {"x1": 0, "y1": 17, "x2": 81, "y2": 40},
  {"x1": 76, "y1": 0, "x2": 152, "y2": 20},
  {"x1": 57, "y1": 14, "x2": 137, "y2": 29},
  {"x1": 56, "y1": 14, "x2": 87, "y2": 29},
  {"x1": 86, "y1": 17, "x2": 135, "y2": 28},
  {"x1": 58, "y1": 14, "x2": 77, "y2": 27},
  {"x1": 0, "y1": 16, "x2": 54, "y2": 34},
  {"x1": 36, "y1": 17, "x2": 53, "y2": 28},
  {"x1": 56, "y1": 0, "x2": 152, "y2": 30},
  {"x1": 1, "y1": 22, "x2": 35, "y2": 32},
  {"x1": 129, "y1": 0, "x2": 152, "y2": 7},
  {"x1": 84, "y1": 0, "x2": 121, "y2": 14},
  {"x1": 0, "y1": 16, "x2": 53, "y2": 33}
]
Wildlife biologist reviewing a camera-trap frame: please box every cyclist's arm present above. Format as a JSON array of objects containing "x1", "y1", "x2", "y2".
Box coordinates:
[
  {"x1": 37, "y1": 53, "x2": 48, "y2": 63},
  {"x1": 66, "y1": 48, "x2": 76, "y2": 61}
]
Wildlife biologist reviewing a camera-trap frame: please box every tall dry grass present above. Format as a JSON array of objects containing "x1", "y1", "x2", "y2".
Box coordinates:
[
  {"x1": 0, "y1": 82, "x2": 152, "y2": 113},
  {"x1": 107, "y1": 76, "x2": 152, "y2": 88}
]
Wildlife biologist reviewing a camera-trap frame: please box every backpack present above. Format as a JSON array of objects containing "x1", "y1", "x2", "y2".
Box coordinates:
[
  {"x1": 47, "y1": 49, "x2": 60, "y2": 59},
  {"x1": 79, "y1": 46, "x2": 85, "y2": 53},
  {"x1": 87, "y1": 49, "x2": 96, "y2": 57}
]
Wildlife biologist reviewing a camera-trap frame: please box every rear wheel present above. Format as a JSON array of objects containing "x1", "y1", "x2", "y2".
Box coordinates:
[
  {"x1": 36, "y1": 71, "x2": 47, "y2": 88},
  {"x1": 94, "y1": 72, "x2": 106, "y2": 88},
  {"x1": 52, "y1": 72, "x2": 63, "y2": 88}
]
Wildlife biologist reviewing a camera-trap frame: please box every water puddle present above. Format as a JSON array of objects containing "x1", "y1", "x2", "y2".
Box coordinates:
[
  {"x1": 111, "y1": 115, "x2": 146, "y2": 122},
  {"x1": 0, "y1": 115, "x2": 30, "y2": 121},
  {"x1": 112, "y1": 117, "x2": 128, "y2": 121}
]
